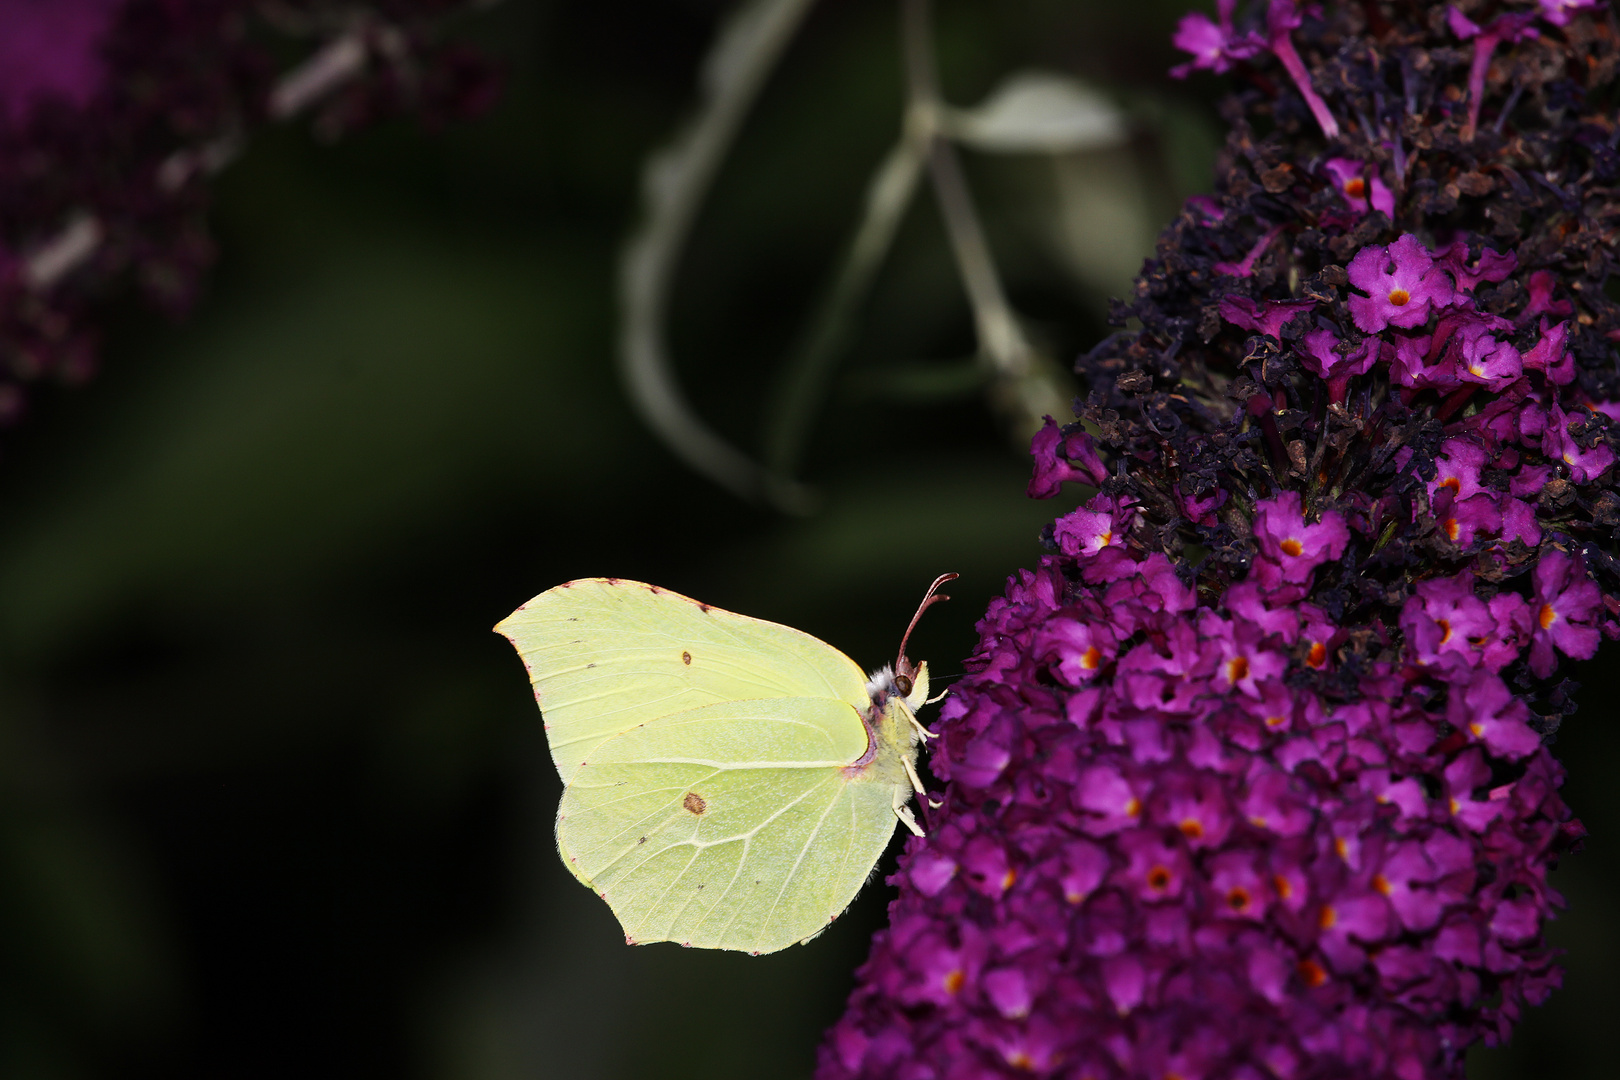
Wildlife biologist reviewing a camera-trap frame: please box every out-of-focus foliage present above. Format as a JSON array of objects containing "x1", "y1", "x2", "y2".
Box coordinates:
[{"x1": 0, "y1": 1, "x2": 1612, "y2": 1078}]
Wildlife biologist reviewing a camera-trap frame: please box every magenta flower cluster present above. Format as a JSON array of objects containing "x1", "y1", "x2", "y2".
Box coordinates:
[
  {"x1": 822, "y1": 523, "x2": 1580, "y2": 1079},
  {"x1": 818, "y1": 1, "x2": 1619, "y2": 1077}
]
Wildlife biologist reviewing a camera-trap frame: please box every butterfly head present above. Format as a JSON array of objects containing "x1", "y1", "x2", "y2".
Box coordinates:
[
  {"x1": 865, "y1": 660, "x2": 931, "y2": 712},
  {"x1": 888, "y1": 572, "x2": 957, "y2": 708}
]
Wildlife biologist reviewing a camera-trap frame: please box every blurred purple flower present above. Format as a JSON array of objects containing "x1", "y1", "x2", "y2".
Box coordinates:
[
  {"x1": 0, "y1": 0, "x2": 498, "y2": 434},
  {"x1": 0, "y1": 0, "x2": 122, "y2": 119},
  {"x1": 1536, "y1": 0, "x2": 1602, "y2": 28},
  {"x1": 1323, "y1": 157, "x2": 1394, "y2": 218},
  {"x1": 1169, "y1": 0, "x2": 1263, "y2": 79}
]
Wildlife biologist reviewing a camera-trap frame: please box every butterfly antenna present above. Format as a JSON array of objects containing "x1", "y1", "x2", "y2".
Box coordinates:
[{"x1": 896, "y1": 572, "x2": 959, "y2": 674}]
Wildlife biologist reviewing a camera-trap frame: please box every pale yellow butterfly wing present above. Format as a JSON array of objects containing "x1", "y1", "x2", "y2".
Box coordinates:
[
  {"x1": 555, "y1": 696, "x2": 905, "y2": 954},
  {"x1": 494, "y1": 578, "x2": 871, "y2": 783}
]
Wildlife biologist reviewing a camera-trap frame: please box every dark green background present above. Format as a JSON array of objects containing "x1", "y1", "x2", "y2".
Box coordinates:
[{"x1": 0, "y1": 1, "x2": 1611, "y2": 1077}]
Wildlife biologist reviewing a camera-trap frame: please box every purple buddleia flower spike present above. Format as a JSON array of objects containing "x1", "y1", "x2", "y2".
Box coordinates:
[{"x1": 820, "y1": 2, "x2": 1619, "y2": 1076}]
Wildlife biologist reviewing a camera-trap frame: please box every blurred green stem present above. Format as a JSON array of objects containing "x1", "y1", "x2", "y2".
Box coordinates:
[
  {"x1": 901, "y1": 0, "x2": 1034, "y2": 388},
  {"x1": 766, "y1": 0, "x2": 1068, "y2": 488},
  {"x1": 763, "y1": 121, "x2": 930, "y2": 480},
  {"x1": 618, "y1": 0, "x2": 820, "y2": 513}
]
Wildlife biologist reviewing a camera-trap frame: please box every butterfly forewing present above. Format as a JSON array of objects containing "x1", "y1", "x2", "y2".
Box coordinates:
[
  {"x1": 556, "y1": 697, "x2": 903, "y2": 954},
  {"x1": 496, "y1": 578, "x2": 871, "y2": 783}
]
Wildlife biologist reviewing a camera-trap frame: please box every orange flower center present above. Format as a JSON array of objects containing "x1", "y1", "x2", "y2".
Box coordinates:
[
  {"x1": 1333, "y1": 837, "x2": 1349, "y2": 860},
  {"x1": 1307, "y1": 641, "x2": 1327, "y2": 668},
  {"x1": 1226, "y1": 886, "x2": 1251, "y2": 911},
  {"x1": 1443, "y1": 517, "x2": 1460, "y2": 541},
  {"x1": 1437, "y1": 618, "x2": 1453, "y2": 645},
  {"x1": 1344, "y1": 178, "x2": 1367, "y2": 197},
  {"x1": 1372, "y1": 874, "x2": 1392, "y2": 896},
  {"x1": 1273, "y1": 873, "x2": 1293, "y2": 900},
  {"x1": 1179, "y1": 818, "x2": 1204, "y2": 840},
  {"x1": 1079, "y1": 645, "x2": 1103, "y2": 669},
  {"x1": 1319, "y1": 905, "x2": 1338, "y2": 930},
  {"x1": 1226, "y1": 655, "x2": 1250, "y2": 683},
  {"x1": 1007, "y1": 1052, "x2": 1034, "y2": 1071},
  {"x1": 1001, "y1": 868, "x2": 1018, "y2": 892},
  {"x1": 1124, "y1": 796, "x2": 1142, "y2": 818},
  {"x1": 1539, "y1": 603, "x2": 1558, "y2": 630},
  {"x1": 1265, "y1": 714, "x2": 1287, "y2": 728},
  {"x1": 1298, "y1": 959, "x2": 1328, "y2": 988},
  {"x1": 1439, "y1": 476, "x2": 1460, "y2": 492},
  {"x1": 1147, "y1": 866, "x2": 1172, "y2": 891},
  {"x1": 944, "y1": 969, "x2": 966, "y2": 994},
  {"x1": 1388, "y1": 288, "x2": 1411, "y2": 306},
  {"x1": 1280, "y1": 538, "x2": 1304, "y2": 557}
]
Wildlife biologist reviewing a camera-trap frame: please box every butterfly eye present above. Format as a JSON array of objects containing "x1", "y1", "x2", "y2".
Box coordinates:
[{"x1": 894, "y1": 673, "x2": 914, "y2": 697}]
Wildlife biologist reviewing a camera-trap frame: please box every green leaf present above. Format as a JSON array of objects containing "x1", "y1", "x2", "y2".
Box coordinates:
[{"x1": 943, "y1": 71, "x2": 1127, "y2": 155}]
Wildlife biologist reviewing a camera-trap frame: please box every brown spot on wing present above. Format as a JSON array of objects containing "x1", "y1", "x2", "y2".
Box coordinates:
[
  {"x1": 699, "y1": 603, "x2": 712, "y2": 613},
  {"x1": 682, "y1": 651, "x2": 692, "y2": 665},
  {"x1": 683, "y1": 792, "x2": 708, "y2": 815}
]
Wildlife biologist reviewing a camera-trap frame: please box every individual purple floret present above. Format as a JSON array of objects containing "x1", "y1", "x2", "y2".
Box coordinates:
[
  {"x1": 1346, "y1": 235, "x2": 1454, "y2": 333},
  {"x1": 1252, "y1": 490, "x2": 1349, "y2": 591},
  {"x1": 1535, "y1": 0, "x2": 1601, "y2": 28},
  {"x1": 1529, "y1": 551, "x2": 1603, "y2": 677},
  {"x1": 1446, "y1": 5, "x2": 1542, "y2": 138},
  {"x1": 1169, "y1": 0, "x2": 1264, "y2": 79},
  {"x1": 1264, "y1": 0, "x2": 1339, "y2": 139},
  {"x1": 1323, "y1": 158, "x2": 1394, "y2": 218},
  {"x1": 820, "y1": 2, "x2": 1619, "y2": 1077}
]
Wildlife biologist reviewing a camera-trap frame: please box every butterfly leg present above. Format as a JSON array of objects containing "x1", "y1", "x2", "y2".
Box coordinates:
[
  {"x1": 892, "y1": 788, "x2": 925, "y2": 837},
  {"x1": 898, "y1": 754, "x2": 944, "y2": 815},
  {"x1": 900, "y1": 752, "x2": 926, "y2": 796},
  {"x1": 900, "y1": 703, "x2": 937, "y2": 741}
]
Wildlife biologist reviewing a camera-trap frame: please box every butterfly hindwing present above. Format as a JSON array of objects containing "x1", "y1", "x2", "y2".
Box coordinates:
[
  {"x1": 495, "y1": 578, "x2": 871, "y2": 783},
  {"x1": 555, "y1": 696, "x2": 903, "y2": 954}
]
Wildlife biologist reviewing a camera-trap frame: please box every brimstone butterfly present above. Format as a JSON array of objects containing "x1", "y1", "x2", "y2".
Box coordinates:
[{"x1": 495, "y1": 574, "x2": 956, "y2": 955}]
